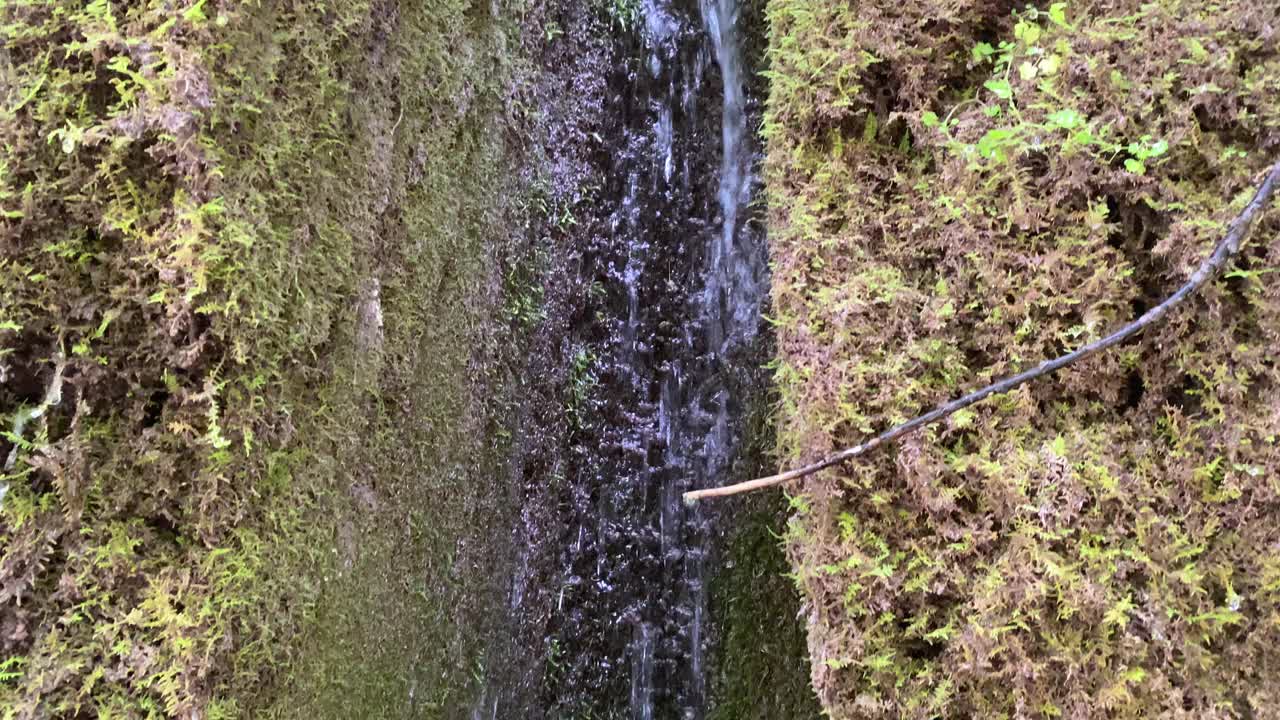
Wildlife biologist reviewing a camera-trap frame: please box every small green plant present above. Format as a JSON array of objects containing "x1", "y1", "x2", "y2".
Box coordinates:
[
  {"x1": 566, "y1": 347, "x2": 599, "y2": 429},
  {"x1": 922, "y1": 3, "x2": 1168, "y2": 179},
  {"x1": 0, "y1": 656, "x2": 26, "y2": 684},
  {"x1": 1121, "y1": 135, "x2": 1169, "y2": 175},
  {"x1": 504, "y1": 265, "x2": 547, "y2": 329},
  {"x1": 545, "y1": 638, "x2": 563, "y2": 682},
  {"x1": 605, "y1": 0, "x2": 640, "y2": 30}
]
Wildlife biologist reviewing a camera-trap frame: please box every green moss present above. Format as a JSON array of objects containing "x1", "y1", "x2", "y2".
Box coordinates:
[
  {"x1": 764, "y1": 0, "x2": 1280, "y2": 717},
  {"x1": 1, "y1": 0, "x2": 528, "y2": 716},
  {"x1": 709, "y1": 492, "x2": 822, "y2": 720}
]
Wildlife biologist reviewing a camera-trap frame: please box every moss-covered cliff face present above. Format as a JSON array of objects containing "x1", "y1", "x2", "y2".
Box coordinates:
[
  {"x1": 764, "y1": 0, "x2": 1280, "y2": 717},
  {"x1": 1, "y1": 1, "x2": 535, "y2": 716}
]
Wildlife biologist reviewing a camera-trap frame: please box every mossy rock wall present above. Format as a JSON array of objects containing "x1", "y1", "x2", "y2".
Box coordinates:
[
  {"x1": 763, "y1": 0, "x2": 1280, "y2": 717},
  {"x1": 1, "y1": 0, "x2": 528, "y2": 717}
]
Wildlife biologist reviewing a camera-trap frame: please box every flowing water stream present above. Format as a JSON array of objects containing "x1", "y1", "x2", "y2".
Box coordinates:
[{"x1": 547, "y1": 0, "x2": 768, "y2": 716}]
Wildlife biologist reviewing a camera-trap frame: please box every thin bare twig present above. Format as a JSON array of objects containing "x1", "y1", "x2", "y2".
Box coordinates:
[{"x1": 685, "y1": 160, "x2": 1280, "y2": 503}]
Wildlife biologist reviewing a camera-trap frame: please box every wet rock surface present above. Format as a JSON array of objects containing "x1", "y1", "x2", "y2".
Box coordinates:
[
  {"x1": 524, "y1": 0, "x2": 770, "y2": 717},
  {"x1": 457, "y1": 1, "x2": 814, "y2": 718}
]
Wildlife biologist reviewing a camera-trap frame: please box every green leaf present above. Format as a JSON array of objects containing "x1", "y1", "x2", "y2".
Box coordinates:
[
  {"x1": 1104, "y1": 595, "x2": 1135, "y2": 628},
  {"x1": 1190, "y1": 608, "x2": 1244, "y2": 627},
  {"x1": 1049, "y1": 435, "x2": 1068, "y2": 456},
  {"x1": 1018, "y1": 61, "x2": 1038, "y2": 81},
  {"x1": 1047, "y1": 109, "x2": 1084, "y2": 129},
  {"x1": 864, "y1": 564, "x2": 895, "y2": 579},
  {"x1": 1124, "y1": 158, "x2": 1146, "y2": 175},
  {"x1": 863, "y1": 651, "x2": 896, "y2": 672},
  {"x1": 924, "y1": 623, "x2": 956, "y2": 642},
  {"x1": 106, "y1": 55, "x2": 132, "y2": 75},
  {"x1": 10, "y1": 73, "x2": 45, "y2": 114},
  {"x1": 862, "y1": 113, "x2": 878, "y2": 143},
  {"x1": 976, "y1": 128, "x2": 1016, "y2": 160},
  {"x1": 921, "y1": 111, "x2": 939, "y2": 128},
  {"x1": 1071, "y1": 129, "x2": 1096, "y2": 146},
  {"x1": 972, "y1": 42, "x2": 996, "y2": 63},
  {"x1": 1122, "y1": 667, "x2": 1147, "y2": 684},
  {"x1": 984, "y1": 79, "x2": 1013, "y2": 99},
  {"x1": 1014, "y1": 21, "x2": 1042, "y2": 45},
  {"x1": 1048, "y1": 2, "x2": 1068, "y2": 26},
  {"x1": 183, "y1": 0, "x2": 208, "y2": 23},
  {"x1": 1183, "y1": 37, "x2": 1209, "y2": 63},
  {"x1": 0, "y1": 656, "x2": 26, "y2": 683}
]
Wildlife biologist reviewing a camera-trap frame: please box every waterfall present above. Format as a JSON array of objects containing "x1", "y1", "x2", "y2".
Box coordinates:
[
  {"x1": 699, "y1": 0, "x2": 763, "y2": 353},
  {"x1": 633, "y1": 0, "x2": 763, "y2": 717},
  {"x1": 548, "y1": 0, "x2": 766, "y2": 716}
]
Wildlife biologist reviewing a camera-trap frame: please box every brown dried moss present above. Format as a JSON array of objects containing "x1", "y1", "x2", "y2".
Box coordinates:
[{"x1": 764, "y1": 1, "x2": 1280, "y2": 717}]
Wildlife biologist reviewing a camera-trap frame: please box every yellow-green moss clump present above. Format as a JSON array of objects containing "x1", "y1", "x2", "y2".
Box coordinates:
[
  {"x1": 2, "y1": 1, "x2": 522, "y2": 717},
  {"x1": 764, "y1": 0, "x2": 1280, "y2": 717}
]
